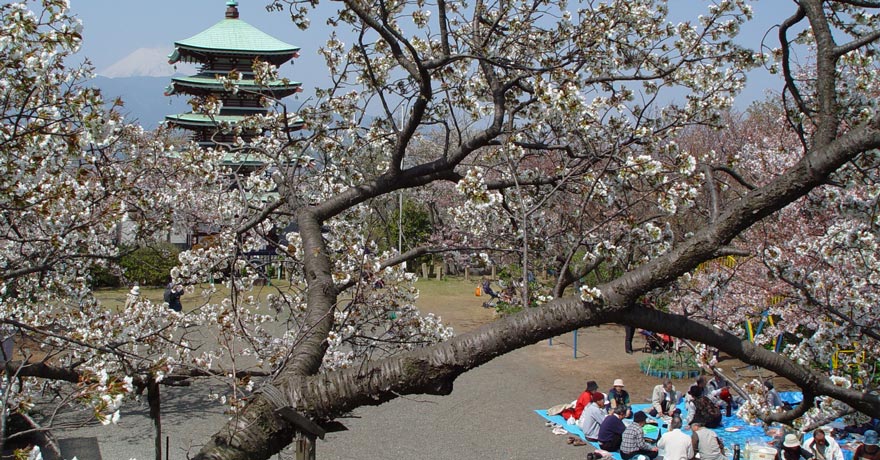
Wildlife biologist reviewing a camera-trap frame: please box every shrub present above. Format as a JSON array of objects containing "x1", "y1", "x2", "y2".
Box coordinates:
[
  {"x1": 639, "y1": 352, "x2": 702, "y2": 379},
  {"x1": 90, "y1": 243, "x2": 181, "y2": 288},
  {"x1": 493, "y1": 300, "x2": 522, "y2": 316},
  {"x1": 120, "y1": 243, "x2": 181, "y2": 287},
  {"x1": 90, "y1": 263, "x2": 122, "y2": 288}
]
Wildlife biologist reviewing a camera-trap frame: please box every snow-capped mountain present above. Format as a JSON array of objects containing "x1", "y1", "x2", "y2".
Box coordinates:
[{"x1": 98, "y1": 47, "x2": 196, "y2": 78}]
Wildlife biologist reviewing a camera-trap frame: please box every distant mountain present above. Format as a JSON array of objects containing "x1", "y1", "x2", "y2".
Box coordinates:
[
  {"x1": 98, "y1": 47, "x2": 196, "y2": 78},
  {"x1": 90, "y1": 75, "x2": 190, "y2": 130}
]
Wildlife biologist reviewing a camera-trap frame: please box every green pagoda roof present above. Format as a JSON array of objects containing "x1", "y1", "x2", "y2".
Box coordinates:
[
  {"x1": 164, "y1": 113, "x2": 305, "y2": 129},
  {"x1": 168, "y1": 2, "x2": 300, "y2": 64},
  {"x1": 164, "y1": 75, "x2": 302, "y2": 97}
]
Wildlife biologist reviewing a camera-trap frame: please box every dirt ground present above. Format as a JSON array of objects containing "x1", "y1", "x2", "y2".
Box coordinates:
[{"x1": 416, "y1": 277, "x2": 783, "y2": 404}]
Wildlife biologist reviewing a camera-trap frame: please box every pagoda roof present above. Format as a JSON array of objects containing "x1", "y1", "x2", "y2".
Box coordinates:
[
  {"x1": 164, "y1": 75, "x2": 302, "y2": 97},
  {"x1": 168, "y1": 15, "x2": 300, "y2": 64},
  {"x1": 165, "y1": 113, "x2": 251, "y2": 127},
  {"x1": 165, "y1": 113, "x2": 305, "y2": 129}
]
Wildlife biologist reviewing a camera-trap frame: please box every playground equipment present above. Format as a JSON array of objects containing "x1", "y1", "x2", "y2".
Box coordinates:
[
  {"x1": 744, "y1": 296, "x2": 786, "y2": 353},
  {"x1": 830, "y1": 345, "x2": 874, "y2": 385},
  {"x1": 548, "y1": 330, "x2": 581, "y2": 359}
]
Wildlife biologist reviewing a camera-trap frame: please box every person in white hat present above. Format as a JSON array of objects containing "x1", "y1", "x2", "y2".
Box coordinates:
[
  {"x1": 124, "y1": 285, "x2": 140, "y2": 310},
  {"x1": 776, "y1": 433, "x2": 813, "y2": 460},
  {"x1": 608, "y1": 378, "x2": 632, "y2": 418}
]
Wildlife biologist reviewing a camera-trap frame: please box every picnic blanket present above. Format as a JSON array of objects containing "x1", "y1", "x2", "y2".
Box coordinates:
[
  {"x1": 535, "y1": 409, "x2": 643, "y2": 460},
  {"x1": 537, "y1": 392, "x2": 825, "y2": 460},
  {"x1": 533, "y1": 409, "x2": 587, "y2": 440}
]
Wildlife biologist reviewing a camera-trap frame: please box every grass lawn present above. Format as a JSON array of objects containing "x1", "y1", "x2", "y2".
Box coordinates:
[
  {"x1": 92, "y1": 276, "x2": 484, "y2": 314},
  {"x1": 92, "y1": 280, "x2": 293, "y2": 312}
]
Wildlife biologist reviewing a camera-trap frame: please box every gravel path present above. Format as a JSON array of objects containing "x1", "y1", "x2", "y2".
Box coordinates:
[{"x1": 312, "y1": 344, "x2": 592, "y2": 460}]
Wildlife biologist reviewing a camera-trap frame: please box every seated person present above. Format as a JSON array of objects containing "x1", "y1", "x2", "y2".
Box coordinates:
[
  {"x1": 650, "y1": 380, "x2": 679, "y2": 417},
  {"x1": 693, "y1": 392, "x2": 723, "y2": 428},
  {"x1": 598, "y1": 405, "x2": 628, "y2": 452},
  {"x1": 854, "y1": 430, "x2": 880, "y2": 460},
  {"x1": 608, "y1": 378, "x2": 632, "y2": 418},
  {"x1": 691, "y1": 419, "x2": 727, "y2": 460},
  {"x1": 578, "y1": 392, "x2": 607, "y2": 442},
  {"x1": 560, "y1": 380, "x2": 598, "y2": 423},
  {"x1": 686, "y1": 386, "x2": 722, "y2": 428},
  {"x1": 684, "y1": 385, "x2": 701, "y2": 426},
  {"x1": 776, "y1": 434, "x2": 814, "y2": 460},
  {"x1": 659, "y1": 417, "x2": 694, "y2": 460},
  {"x1": 765, "y1": 380, "x2": 785, "y2": 409},
  {"x1": 621, "y1": 411, "x2": 659, "y2": 460},
  {"x1": 707, "y1": 372, "x2": 738, "y2": 414},
  {"x1": 481, "y1": 278, "x2": 498, "y2": 299},
  {"x1": 804, "y1": 427, "x2": 844, "y2": 460}
]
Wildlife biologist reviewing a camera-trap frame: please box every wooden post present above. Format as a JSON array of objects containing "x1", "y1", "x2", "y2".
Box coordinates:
[
  {"x1": 277, "y1": 408, "x2": 325, "y2": 460},
  {"x1": 421, "y1": 263, "x2": 429, "y2": 278},
  {"x1": 434, "y1": 263, "x2": 443, "y2": 279},
  {"x1": 491, "y1": 265, "x2": 496, "y2": 280},
  {"x1": 147, "y1": 376, "x2": 162, "y2": 460},
  {"x1": 295, "y1": 436, "x2": 316, "y2": 460},
  {"x1": 465, "y1": 267, "x2": 470, "y2": 282}
]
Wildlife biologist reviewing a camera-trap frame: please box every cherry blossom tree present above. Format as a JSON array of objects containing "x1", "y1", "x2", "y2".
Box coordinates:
[
  {"x1": 2, "y1": 0, "x2": 880, "y2": 459},
  {"x1": 666, "y1": 96, "x2": 880, "y2": 428},
  {"x1": 187, "y1": 0, "x2": 880, "y2": 458}
]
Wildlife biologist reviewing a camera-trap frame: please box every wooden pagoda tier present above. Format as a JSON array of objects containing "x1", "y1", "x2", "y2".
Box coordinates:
[{"x1": 164, "y1": 0, "x2": 303, "y2": 149}]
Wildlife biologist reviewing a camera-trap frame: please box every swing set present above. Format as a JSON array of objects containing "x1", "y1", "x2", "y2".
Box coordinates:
[
  {"x1": 745, "y1": 305, "x2": 876, "y2": 385},
  {"x1": 744, "y1": 306, "x2": 786, "y2": 354}
]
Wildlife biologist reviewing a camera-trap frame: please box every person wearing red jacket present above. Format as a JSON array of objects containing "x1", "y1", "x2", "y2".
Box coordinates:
[{"x1": 561, "y1": 380, "x2": 598, "y2": 422}]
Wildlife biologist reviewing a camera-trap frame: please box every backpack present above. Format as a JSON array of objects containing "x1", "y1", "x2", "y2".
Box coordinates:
[{"x1": 163, "y1": 285, "x2": 172, "y2": 303}]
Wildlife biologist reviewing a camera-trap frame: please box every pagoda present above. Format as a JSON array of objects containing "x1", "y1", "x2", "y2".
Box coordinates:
[{"x1": 164, "y1": 0, "x2": 303, "y2": 151}]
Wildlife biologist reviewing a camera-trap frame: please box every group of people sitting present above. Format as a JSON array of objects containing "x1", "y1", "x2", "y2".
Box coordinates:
[
  {"x1": 780, "y1": 426, "x2": 880, "y2": 460},
  {"x1": 773, "y1": 427, "x2": 879, "y2": 460},
  {"x1": 554, "y1": 374, "x2": 879, "y2": 460},
  {"x1": 553, "y1": 377, "x2": 734, "y2": 460},
  {"x1": 646, "y1": 374, "x2": 734, "y2": 429},
  {"x1": 554, "y1": 379, "x2": 657, "y2": 459},
  {"x1": 551, "y1": 374, "x2": 746, "y2": 457}
]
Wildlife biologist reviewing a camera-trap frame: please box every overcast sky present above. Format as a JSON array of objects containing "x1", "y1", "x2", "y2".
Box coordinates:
[{"x1": 68, "y1": 0, "x2": 801, "y2": 106}]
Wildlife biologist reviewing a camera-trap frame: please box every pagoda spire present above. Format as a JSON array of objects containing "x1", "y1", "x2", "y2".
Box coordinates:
[{"x1": 225, "y1": 0, "x2": 239, "y2": 19}]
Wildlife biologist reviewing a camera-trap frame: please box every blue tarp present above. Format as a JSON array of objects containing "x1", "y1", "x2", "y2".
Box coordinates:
[{"x1": 537, "y1": 392, "x2": 855, "y2": 460}]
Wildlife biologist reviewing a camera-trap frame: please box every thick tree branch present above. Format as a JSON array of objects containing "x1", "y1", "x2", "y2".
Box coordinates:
[{"x1": 616, "y1": 307, "x2": 879, "y2": 416}]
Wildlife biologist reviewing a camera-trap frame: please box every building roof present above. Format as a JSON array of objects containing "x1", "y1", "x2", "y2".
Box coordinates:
[
  {"x1": 164, "y1": 75, "x2": 302, "y2": 97},
  {"x1": 168, "y1": 2, "x2": 300, "y2": 64},
  {"x1": 165, "y1": 113, "x2": 252, "y2": 127},
  {"x1": 164, "y1": 113, "x2": 305, "y2": 129}
]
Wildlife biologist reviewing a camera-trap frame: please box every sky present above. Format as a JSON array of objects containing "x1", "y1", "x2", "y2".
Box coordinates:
[
  {"x1": 71, "y1": 1, "x2": 326, "y2": 80},
  {"x1": 67, "y1": 0, "x2": 803, "y2": 106}
]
